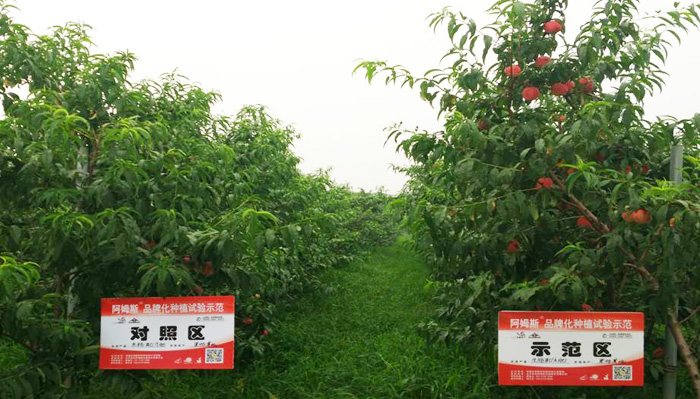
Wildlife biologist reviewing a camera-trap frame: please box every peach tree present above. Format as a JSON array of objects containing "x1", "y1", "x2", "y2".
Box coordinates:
[
  {"x1": 0, "y1": 2, "x2": 397, "y2": 397},
  {"x1": 358, "y1": 0, "x2": 700, "y2": 397}
]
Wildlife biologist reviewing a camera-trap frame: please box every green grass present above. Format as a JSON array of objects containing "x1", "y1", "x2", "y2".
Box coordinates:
[
  {"x1": 83, "y1": 236, "x2": 695, "y2": 399},
  {"x1": 125, "y1": 236, "x2": 489, "y2": 398}
]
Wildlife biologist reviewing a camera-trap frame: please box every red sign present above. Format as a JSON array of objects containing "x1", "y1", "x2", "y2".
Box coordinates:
[
  {"x1": 498, "y1": 311, "x2": 644, "y2": 386},
  {"x1": 99, "y1": 296, "x2": 235, "y2": 369}
]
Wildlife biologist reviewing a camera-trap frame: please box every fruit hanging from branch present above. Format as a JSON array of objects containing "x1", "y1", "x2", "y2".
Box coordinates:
[
  {"x1": 355, "y1": 0, "x2": 700, "y2": 394},
  {"x1": 535, "y1": 55, "x2": 551, "y2": 68},
  {"x1": 653, "y1": 347, "x2": 665, "y2": 359},
  {"x1": 522, "y1": 86, "x2": 540, "y2": 101},
  {"x1": 202, "y1": 261, "x2": 214, "y2": 276},
  {"x1": 631, "y1": 209, "x2": 651, "y2": 225},
  {"x1": 551, "y1": 82, "x2": 571, "y2": 96},
  {"x1": 576, "y1": 218, "x2": 593, "y2": 229},
  {"x1": 535, "y1": 177, "x2": 553, "y2": 190},
  {"x1": 578, "y1": 76, "x2": 595, "y2": 93},
  {"x1": 507, "y1": 239, "x2": 521, "y2": 254},
  {"x1": 544, "y1": 20, "x2": 562, "y2": 34},
  {"x1": 504, "y1": 64, "x2": 522, "y2": 77}
]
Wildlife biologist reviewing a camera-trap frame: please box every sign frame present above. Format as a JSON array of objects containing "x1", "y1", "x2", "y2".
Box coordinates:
[
  {"x1": 498, "y1": 310, "x2": 644, "y2": 386},
  {"x1": 99, "y1": 295, "x2": 235, "y2": 370}
]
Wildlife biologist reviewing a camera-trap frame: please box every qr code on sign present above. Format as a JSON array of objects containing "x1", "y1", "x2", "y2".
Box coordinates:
[
  {"x1": 613, "y1": 365, "x2": 633, "y2": 381},
  {"x1": 205, "y1": 348, "x2": 224, "y2": 364}
]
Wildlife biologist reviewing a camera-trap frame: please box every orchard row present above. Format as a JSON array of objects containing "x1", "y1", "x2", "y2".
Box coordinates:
[
  {"x1": 359, "y1": 0, "x2": 700, "y2": 397},
  {"x1": 0, "y1": 4, "x2": 397, "y2": 397}
]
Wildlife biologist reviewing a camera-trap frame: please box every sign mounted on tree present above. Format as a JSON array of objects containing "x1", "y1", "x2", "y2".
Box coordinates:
[
  {"x1": 99, "y1": 296, "x2": 235, "y2": 369},
  {"x1": 498, "y1": 311, "x2": 644, "y2": 386}
]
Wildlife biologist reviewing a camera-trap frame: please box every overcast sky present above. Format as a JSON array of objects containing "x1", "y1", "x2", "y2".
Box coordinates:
[{"x1": 8, "y1": 0, "x2": 700, "y2": 193}]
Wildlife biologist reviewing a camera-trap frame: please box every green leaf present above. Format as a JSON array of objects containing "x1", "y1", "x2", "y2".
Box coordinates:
[
  {"x1": 535, "y1": 139, "x2": 545, "y2": 154},
  {"x1": 482, "y1": 35, "x2": 493, "y2": 62},
  {"x1": 512, "y1": 1, "x2": 525, "y2": 17},
  {"x1": 265, "y1": 228, "x2": 276, "y2": 246},
  {"x1": 529, "y1": 203, "x2": 539, "y2": 221},
  {"x1": 76, "y1": 345, "x2": 100, "y2": 355}
]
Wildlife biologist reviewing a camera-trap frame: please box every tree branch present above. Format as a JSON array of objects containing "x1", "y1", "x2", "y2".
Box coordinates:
[
  {"x1": 639, "y1": 225, "x2": 664, "y2": 264},
  {"x1": 1, "y1": 332, "x2": 37, "y2": 353},
  {"x1": 550, "y1": 173, "x2": 610, "y2": 234},
  {"x1": 668, "y1": 311, "x2": 700, "y2": 399},
  {"x1": 551, "y1": 169, "x2": 700, "y2": 397},
  {"x1": 681, "y1": 304, "x2": 700, "y2": 325},
  {"x1": 623, "y1": 262, "x2": 659, "y2": 291}
]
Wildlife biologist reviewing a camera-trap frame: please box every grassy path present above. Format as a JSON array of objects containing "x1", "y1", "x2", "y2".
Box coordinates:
[{"x1": 145, "y1": 237, "x2": 483, "y2": 398}]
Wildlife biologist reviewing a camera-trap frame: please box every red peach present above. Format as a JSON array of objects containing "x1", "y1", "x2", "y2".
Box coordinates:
[
  {"x1": 535, "y1": 56, "x2": 552, "y2": 68},
  {"x1": 504, "y1": 65, "x2": 522, "y2": 77},
  {"x1": 622, "y1": 211, "x2": 632, "y2": 223},
  {"x1": 202, "y1": 261, "x2": 214, "y2": 276},
  {"x1": 653, "y1": 347, "x2": 664, "y2": 359},
  {"x1": 507, "y1": 239, "x2": 520, "y2": 254},
  {"x1": 577, "y1": 218, "x2": 593, "y2": 229},
  {"x1": 522, "y1": 87, "x2": 540, "y2": 101},
  {"x1": 631, "y1": 209, "x2": 651, "y2": 225},
  {"x1": 551, "y1": 82, "x2": 571, "y2": 96},
  {"x1": 544, "y1": 20, "x2": 563, "y2": 34},
  {"x1": 535, "y1": 177, "x2": 553, "y2": 190},
  {"x1": 579, "y1": 76, "x2": 595, "y2": 93}
]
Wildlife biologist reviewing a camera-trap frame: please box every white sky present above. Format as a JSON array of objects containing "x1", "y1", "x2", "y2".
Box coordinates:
[{"x1": 8, "y1": 0, "x2": 700, "y2": 194}]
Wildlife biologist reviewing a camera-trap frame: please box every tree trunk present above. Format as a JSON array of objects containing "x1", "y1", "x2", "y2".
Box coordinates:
[{"x1": 668, "y1": 311, "x2": 700, "y2": 399}]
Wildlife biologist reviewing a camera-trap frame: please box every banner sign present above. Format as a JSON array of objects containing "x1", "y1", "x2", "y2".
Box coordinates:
[
  {"x1": 99, "y1": 296, "x2": 235, "y2": 369},
  {"x1": 498, "y1": 311, "x2": 644, "y2": 386}
]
